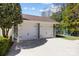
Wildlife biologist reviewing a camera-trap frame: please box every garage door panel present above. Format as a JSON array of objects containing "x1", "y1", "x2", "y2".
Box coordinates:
[
  {"x1": 18, "y1": 22, "x2": 37, "y2": 40},
  {"x1": 40, "y1": 24, "x2": 53, "y2": 38}
]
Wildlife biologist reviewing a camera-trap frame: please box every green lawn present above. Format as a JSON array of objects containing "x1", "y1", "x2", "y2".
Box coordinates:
[
  {"x1": 64, "y1": 36, "x2": 79, "y2": 40},
  {"x1": 56, "y1": 34, "x2": 79, "y2": 40}
]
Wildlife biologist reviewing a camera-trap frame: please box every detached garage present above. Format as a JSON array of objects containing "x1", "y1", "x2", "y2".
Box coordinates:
[{"x1": 16, "y1": 14, "x2": 58, "y2": 40}]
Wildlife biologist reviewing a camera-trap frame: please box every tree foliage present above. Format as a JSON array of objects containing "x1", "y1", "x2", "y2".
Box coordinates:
[
  {"x1": 0, "y1": 3, "x2": 22, "y2": 38},
  {"x1": 61, "y1": 3, "x2": 79, "y2": 34},
  {"x1": 51, "y1": 3, "x2": 79, "y2": 36},
  {"x1": 51, "y1": 12, "x2": 62, "y2": 22},
  {"x1": 50, "y1": 4, "x2": 66, "y2": 22},
  {"x1": 50, "y1": 5, "x2": 64, "y2": 35}
]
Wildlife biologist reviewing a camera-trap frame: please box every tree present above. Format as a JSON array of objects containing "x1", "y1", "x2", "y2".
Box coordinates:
[
  {"x1": 61, "y1": 3, "x2": 79, "y2": 36},
  {"x1": 50, "y1": 3, "x2": 66, "y2": 22},
  {"x1": 51, "y1": 12, "x2": 63, "y2": 35},
  {"x1": 50, "y1": 4, "x2": 65, "y2": 35},
  {"x1": 0, "y1": 3, "x2": 22, "y2": 38},
  {"x1": 51, "y1": 12, "x2": 62, "y2": 22}
]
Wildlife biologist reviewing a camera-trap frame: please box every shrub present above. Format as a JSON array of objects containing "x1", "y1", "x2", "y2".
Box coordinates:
[{"x1": 0, "y1": 36, "x2": 13, "y2": 56}]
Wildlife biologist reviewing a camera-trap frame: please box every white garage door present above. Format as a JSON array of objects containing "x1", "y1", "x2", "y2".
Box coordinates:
[
  {"x1": 40, "y1": 24, "x2": 53, "y2": 38},
  {"x1": 18, "y1": 22, "x2": 38, "y2": 40}
]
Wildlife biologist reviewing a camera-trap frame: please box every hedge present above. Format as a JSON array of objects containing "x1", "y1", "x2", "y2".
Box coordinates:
[{"x1": 0, "y1": 36, "x2": 13, "y2": 56}]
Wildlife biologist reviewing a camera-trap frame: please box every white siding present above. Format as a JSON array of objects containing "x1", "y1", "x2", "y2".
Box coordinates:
[
  {"x1": 18, "y1": 20, "x2": 38, "y2": 40},
  {"x1": 40, "y1": 23, "x2": 53, "y2": 38},
  {"x1": 18, "y1": 20, "x2": 54, "y2": 40}
]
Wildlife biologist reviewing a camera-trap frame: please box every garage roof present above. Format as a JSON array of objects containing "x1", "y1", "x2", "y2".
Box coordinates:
[{"x1": 22, "y1": 14, "x2": 59, "y2": 24}]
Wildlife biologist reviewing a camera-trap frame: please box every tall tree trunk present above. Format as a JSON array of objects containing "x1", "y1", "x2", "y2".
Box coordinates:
[
  {"x1": 1, "y1": 28, "x2": 6, "y2": 37},
  {"x1": 5, "y1": 28, "x2": 9, "y2": 38},
  {"x1": 1, "y1": 28, "x2": 9, "y2": 38},
  {"x1": 14, "y1": 24, "x2": 18, "y2": 39}
]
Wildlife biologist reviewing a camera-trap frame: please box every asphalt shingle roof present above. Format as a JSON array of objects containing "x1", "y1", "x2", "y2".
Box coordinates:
[{"x1": 22, "y1": 14, "x2": 59, "y2": 24}]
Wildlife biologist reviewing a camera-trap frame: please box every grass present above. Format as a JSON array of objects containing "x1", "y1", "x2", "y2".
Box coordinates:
[
  {"x1": 64, "y1": 36, "x2": 79, "y2": 40},
  {"x1": 56, "y1": 34, "x2": 79, "y2": 40}
]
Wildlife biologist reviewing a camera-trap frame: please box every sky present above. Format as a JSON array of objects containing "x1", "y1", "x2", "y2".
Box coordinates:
[{"x1": 20, "y1": 3, "x2": 53, "y2": 16}]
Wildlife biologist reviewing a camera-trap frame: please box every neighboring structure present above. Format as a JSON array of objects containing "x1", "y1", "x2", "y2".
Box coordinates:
[
  {"x1": 41, "y1": 8, "x2": 52, "y2": 17},
  {"x1": 41, "y1": 6, "x2": 61, "y2": 17},
  {"x1": 41, "y1": 3, "x2": 65, "y2": 17}
]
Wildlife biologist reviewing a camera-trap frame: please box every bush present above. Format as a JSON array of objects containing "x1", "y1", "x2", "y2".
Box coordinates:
[{"x1": 0, "y1": 36, "x2": 13, "y2": 56}]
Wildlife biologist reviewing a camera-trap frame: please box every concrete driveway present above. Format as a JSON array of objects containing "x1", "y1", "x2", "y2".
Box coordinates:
[{"x1": 7, "y1": 38, "x2": 79, "y2": 56}]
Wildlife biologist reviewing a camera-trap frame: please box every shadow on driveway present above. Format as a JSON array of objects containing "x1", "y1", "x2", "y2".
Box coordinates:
[{"x1": 7, "y1": 38, "x2": 47, "y2": 56}]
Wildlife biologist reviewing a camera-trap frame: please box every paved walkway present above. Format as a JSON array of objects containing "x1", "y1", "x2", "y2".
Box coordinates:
[{"x1": 7, "y1": 38, "x2": 79, "y2": 56}]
